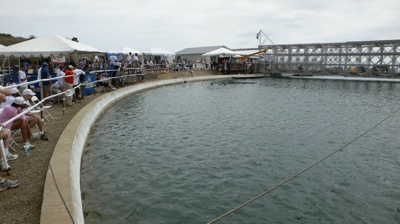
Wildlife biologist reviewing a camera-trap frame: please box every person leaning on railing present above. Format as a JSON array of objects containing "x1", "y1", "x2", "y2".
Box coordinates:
[{"x1": 64, "y1": 65, "x2": 75, "y2": 105}]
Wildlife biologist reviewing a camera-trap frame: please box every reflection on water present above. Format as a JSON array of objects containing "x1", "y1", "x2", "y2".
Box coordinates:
[{"x1": 82, "y1": 77, "x2": 400, "y2": 224}]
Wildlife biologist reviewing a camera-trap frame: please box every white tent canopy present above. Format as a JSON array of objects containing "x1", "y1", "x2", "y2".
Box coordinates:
[
  {"x1": 142, "y1": 47, "x2": 174, "y2": 56},
  {"x1": 0, "y1": 34, "x2": 103, "y2": 57},
  {"x1": 108, "y1": 46, "x2": 142, "y2": 55},
  {"x1": 202, "y1": 47, "x2": 237, "y2": 56},
  {"x1": 0, "y1": 44, "x2": 9, "y2": 52}
]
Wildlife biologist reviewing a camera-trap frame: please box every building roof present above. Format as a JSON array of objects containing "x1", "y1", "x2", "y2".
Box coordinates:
[{"x1": 176, "y1": 46, "x2": 228, "y2": 55}]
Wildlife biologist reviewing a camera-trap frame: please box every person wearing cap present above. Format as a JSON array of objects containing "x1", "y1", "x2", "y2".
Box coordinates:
[
  {"x1": 37, "y1": 62, "x2": 53, "y2": 105},
  {"x1": 0, "y1": 97, "x2": 38, "y2": 150},
  {"x1": 21, "y1": 89, "x2": 48, "y2": 141}
]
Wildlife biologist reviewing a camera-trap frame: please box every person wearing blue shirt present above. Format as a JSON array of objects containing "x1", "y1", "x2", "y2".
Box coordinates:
[{"x1": 37, "y1": 62, "x2": 53, "y2": 105}]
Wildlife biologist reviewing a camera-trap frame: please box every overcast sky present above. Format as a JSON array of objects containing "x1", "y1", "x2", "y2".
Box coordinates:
[{"x1": 1, "y1": 0, "x2": 399, "y2": 52}]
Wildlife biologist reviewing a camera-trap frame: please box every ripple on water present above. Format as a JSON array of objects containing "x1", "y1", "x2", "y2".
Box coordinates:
[{"x1": 82, "y1": 78, "x2": 400, "y2": 224}]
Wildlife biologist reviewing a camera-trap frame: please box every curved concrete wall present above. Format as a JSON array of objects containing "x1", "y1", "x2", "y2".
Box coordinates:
[{"x1": 40, "y1": 75, "x2": 263, "y2": 224}]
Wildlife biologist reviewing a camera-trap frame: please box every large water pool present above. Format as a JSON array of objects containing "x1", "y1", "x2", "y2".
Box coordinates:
[{"x1": 81, "y1": 77, "x2": 400, "y2": 224}]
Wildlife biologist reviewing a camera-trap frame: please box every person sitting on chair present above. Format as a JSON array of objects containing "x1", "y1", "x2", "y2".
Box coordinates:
[
  {"x1": 22, "y1": 89, "x2": 48, "y2": 141},
  {"x1": 97, "y1": 73, "x2": 116, "y2": 91},
  {"x1": 0, "y1": 97, "x2": 38, "y2": 150}
]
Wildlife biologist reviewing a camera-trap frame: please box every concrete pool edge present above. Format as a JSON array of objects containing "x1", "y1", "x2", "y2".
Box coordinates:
[{"x1": 40, "y1": 75, "x2": 264, "y2": 224}]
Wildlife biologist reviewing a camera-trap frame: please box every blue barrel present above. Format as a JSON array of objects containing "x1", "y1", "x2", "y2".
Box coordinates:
[{"x1": 83, "y1": 73, "x2": 95, "y2": 95}]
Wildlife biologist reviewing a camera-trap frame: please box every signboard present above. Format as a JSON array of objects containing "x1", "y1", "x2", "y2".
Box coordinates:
[{"x1": 52, "y1": 56, "x2": 66, "y2": 64}]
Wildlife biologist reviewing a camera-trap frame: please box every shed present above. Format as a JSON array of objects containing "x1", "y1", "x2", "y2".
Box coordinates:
[{"x1": 176, "y1": 46, "x2": 228, "y2": 63}]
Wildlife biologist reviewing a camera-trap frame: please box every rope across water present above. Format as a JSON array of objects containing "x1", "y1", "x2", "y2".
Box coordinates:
[{"x1": 207, "y1": 106, "x2": 400, "y2": 224}]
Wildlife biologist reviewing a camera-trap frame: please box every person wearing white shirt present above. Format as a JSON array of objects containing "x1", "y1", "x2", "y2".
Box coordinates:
[
  {"x1": 6, "y1": 78, "x2": 17, "y2": 87},
  {"x1": 133, "y1": 53, "x2": 139, "y2": 62},
  {"x1": 36, "y1": 64, "x2": 43, "y2": 96},
  {"x1": 72, "y1": 68, "x2": 85, "y2": 101},
  {"x1": 126, "y1": 53, "x2": 132, "y2": 68},
  {"x1": 108, "y1": 53, "x2": 118, "y2": 67},
  {"x1": 57, "y1": 65, "x2": 65, "y2": 91},
  {"x1": 19, "y1": 64, "x2": 30, "y2": 92},
  {"x1": 94, "y1": 55, "x2": 100, "y2": 69}
]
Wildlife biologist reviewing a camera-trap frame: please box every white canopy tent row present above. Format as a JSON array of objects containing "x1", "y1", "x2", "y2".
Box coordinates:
[
  {"x1": 141, "y1": 47, "x2": 175, "y2": 64},
  {"x1": 202, "y1": 47, "x2": 238, "y2": 57},
  {"x1": 108, "y1": 46, "x2": 142, "y2": 55},
  {"x1": 107, "y1": 46, "x2": 143, "y2": 67},
  {"x1": 141, "y1": 47, "x2": 174, "y2": 56},
  {"x1": 0, "y1": 34, "x2": 104, "y2": 69}
]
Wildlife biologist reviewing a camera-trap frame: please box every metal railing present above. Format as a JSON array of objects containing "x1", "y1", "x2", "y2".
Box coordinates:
[{"x1": 0, "y1": 67, "x2": 147, "y2": 173}]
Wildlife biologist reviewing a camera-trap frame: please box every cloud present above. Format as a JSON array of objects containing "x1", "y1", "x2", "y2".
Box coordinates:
[{"x1": 1, "y1": 0, "x2": 399, "y2": 52}]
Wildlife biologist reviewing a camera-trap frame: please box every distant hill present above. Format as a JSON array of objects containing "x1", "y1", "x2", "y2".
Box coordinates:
[{"x1": 0, "y1": 33, "x2": 34, "y2": 46}]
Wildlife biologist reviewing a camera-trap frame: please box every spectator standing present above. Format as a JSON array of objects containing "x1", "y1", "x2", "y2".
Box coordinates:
[
  {"x1": 57, "y1": 65, "x2": 65, "y2": 91},
  {"x1": 64, "y1": 65, "x2": 75, "y2": 105},
  {"x1": 108, "y1": 53, "x2": 118, "y2": 66},
  {"x1": 93, "y1": 55, "x2": 100, "y2": 69},
  {"x1": 126, "y1": 52, "x2": 132, "y2": 68},
  {"x1": 23, "y1": 61, "x2": 29, "y2": 71},
  {"x1": 73, "y1": 67, "x2": 85, "y2": 101},
  {"x1": 18, "y1": 64, "x2": 30, "y2": 92},
  {"x1": 77, "y1": 59, "x2": 86, "y2": 71},
  {"x1": 37, "y1": 62, "x2": 53, "y2": 105}
]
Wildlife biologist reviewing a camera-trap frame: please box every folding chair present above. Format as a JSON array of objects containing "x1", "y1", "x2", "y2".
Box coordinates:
[
  {"x1": 31, "y1": 96, "x2": 54, "y2": 121},
  {"x1": 9, "y1": 130, "x2": 21, "y2": 152},
  {"x1": 42, "y1": 105, "x2": 54, "y2": 121}
]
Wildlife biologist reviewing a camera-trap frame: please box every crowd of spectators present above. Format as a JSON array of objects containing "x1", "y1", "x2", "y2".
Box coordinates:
[{"x1": 0, "y1": 58, "x2": 101, "y2": 192}]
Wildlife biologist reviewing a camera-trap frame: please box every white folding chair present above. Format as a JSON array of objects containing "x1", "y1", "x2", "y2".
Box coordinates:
[
  {"x1": 31, "y1": 96, "x2": 54, "y2": 121},
  {"x1": 9, "y1": 130, "x2": 21, "y2": 152}
]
